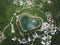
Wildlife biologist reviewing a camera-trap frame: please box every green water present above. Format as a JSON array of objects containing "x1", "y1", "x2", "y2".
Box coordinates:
[{"x1": 20, "y1": 16, "x2": 40, "y2": 30}]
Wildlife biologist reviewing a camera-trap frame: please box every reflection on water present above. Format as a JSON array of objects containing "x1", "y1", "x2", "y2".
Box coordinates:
[{"x1": 20, "y1": 16, "x2": 40, "y2": 30}]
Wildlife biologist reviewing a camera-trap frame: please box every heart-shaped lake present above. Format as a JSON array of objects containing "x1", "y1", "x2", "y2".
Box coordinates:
[{"x1": 19, "y1": 13, "x2": 43, "y2": 32}]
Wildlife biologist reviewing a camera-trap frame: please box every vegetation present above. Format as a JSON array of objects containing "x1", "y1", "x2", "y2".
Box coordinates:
[{"x1": 0, "y1": 0, "x2": 60, "y2": 45}]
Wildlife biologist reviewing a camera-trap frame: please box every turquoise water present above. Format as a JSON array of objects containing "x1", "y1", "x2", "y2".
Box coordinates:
[{"x1": 20, "y1": 16, "x2": 40, "y2": 30}]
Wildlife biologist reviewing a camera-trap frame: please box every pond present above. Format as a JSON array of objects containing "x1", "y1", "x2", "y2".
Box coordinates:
[{"x1": 20, "y1": 16, "x2": 40, "y2": 31}]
